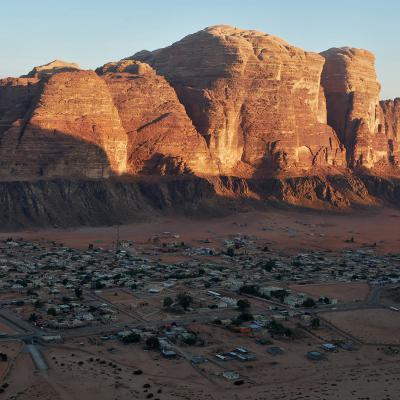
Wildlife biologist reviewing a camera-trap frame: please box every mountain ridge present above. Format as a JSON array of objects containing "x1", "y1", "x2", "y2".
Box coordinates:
[{"x1": 0, "y1": 25, "x2": 399, "y2": 226}]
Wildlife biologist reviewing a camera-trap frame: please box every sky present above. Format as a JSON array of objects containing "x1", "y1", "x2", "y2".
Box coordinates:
[{"x1": 1, "y1": 0, "x2": 399, "y2": 99}]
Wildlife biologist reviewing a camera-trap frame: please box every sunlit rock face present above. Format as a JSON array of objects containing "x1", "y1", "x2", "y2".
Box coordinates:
[
  {"x1": 320, "y1": 47, "x2": 398, "y2": 169},
  {"x1": 97, "y1": 60, "x2": 216, "y2": 175},
  {"x1": 131, "y1": 25, "x2": 346, "y2": 176},
  {"x1": 379, "y1": 98, "x2": 400, "y2": 167},
  {"x1": 0, "y1": 68, "x2": 128, "y2": 179},
  {"x1": 22, "y1": 59, "x2": 81, "y2": 78},
  {"x1": 1, "y1": 27, "x2": 400, "y2": 184}
]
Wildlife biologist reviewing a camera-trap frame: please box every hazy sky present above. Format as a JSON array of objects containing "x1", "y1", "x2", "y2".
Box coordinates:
[{"x1": 1, "y1": 0, "x2": 399, "y2": 99}]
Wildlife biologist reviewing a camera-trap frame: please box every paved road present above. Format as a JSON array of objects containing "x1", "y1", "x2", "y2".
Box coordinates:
[
  {"x1": 26, "y1": 344, "x2": 48, "y2": 371},
  {"x1": 0, "y1": 283, "x2": 396, "y2": 342}
]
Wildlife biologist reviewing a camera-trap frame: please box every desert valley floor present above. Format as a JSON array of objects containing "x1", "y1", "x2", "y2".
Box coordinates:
[{"x1": 0, "y1": 207, "x2": 398, "y2": 400}]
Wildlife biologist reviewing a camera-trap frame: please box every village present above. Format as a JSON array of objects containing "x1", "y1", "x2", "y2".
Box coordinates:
[{"x1": 0, "y1": 227, "x2": 398, "y2": 399}]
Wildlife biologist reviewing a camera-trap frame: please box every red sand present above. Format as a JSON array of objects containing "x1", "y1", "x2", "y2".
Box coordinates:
[{"x1": 2, "y1": 207, "x2": 399, "y2": 253}]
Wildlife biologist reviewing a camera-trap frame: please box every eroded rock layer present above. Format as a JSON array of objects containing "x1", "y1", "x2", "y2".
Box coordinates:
[
  {"x1": 96, "y1": 60, "x2": 216, "y2": 175},
  {"x1": 0, "y1": 70, "x2": 127, "y2": 179},
  {"x1": 2, "y1": 26, "x2": 399, "y2": 182},
  {"x1": 320, "y1": 47, "x2": 399, "y2": 169},
  {"x1": 131, "y1": 25, "x2": 346, "y2": 176},
  {"x1": 379, "y1": 98, "x2": 400, "y2": 166}
]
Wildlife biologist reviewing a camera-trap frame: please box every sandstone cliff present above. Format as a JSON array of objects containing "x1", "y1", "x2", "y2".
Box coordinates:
[
  {"x1": 96, "y1": 60, "x2": 216, "y2": 175},
  {"x1": 1, "y1": 25, "x2": 400, "y2": 223},
  {"x1": 0, "y1": 69, "x2": 127, "y2": 179},
  {"x1": 379, "y1": 98, "x2": 400, "y2": 166},
  {"x1": 320, "y1": 47, "x2": 399, "y2": 170},
  {"x1": 22, "y1": 60, "x2": 81, "y2": 78},
  {"x1": 131, "y1": 25, "x2": 346, "y2": 176}
]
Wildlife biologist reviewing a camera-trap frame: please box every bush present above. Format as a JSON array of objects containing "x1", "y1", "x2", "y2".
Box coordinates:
[
  {"x1": 145, "y1": 336, "x2": 160, "y2": 350},
  {"x1": 263, "y1": 260, "x2": 276, "y2": 271},
  {"x1": 163, "y1": 297, "x2": 173, "y2": 308},
  {"x1": 302, "y1": 298, "x2": 316, "y2": 308},
  {"x1": 237, "y1": 312, "x2": 253, "y2": 322},
  {"x1": 268, "y1": 320, "x2": 292, "y2": 337},
  {"x1": 237, "y1": 299, "x2": 250, "y2": 311},
  {"x1": 311, "y1": 318, "x2": 320, "y2": 328},
  {"x1": 122, "y1": 333, "x2": 141, "y2": 344},
  {"x1": 226, "y1": 247, "x2": 235, "y2": 257},
  {"x1": 47, "y1": 308, "x2": 57, "y2": 317},
  {"x1": 176, "y1": 293, "x2": 193, "y2": 310}
]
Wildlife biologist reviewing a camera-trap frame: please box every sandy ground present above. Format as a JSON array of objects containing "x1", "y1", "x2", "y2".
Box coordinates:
[
  {"x1": 0, "y1": 207, "x2": 399, "y2": 399},
  {"x1": 323, "y1": 308, "x2": 400, "y2": 344},
  {"x1": 1, "y1": 207, "x2": 399, "y2": 254},
  {"x1": 289, "y1": 282, "x2": 370, "y2": 302},
  {"x1": 1, "y1": 326, "x2": 399, "y2": 400},
  {"x1": 0, "y1": 321, "x2": 17, "y2": 336}
]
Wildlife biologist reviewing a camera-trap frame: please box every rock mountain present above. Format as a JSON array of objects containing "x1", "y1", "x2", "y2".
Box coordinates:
[{"x1": 0, "y1": 25, "x2": 399, "y2": 227}]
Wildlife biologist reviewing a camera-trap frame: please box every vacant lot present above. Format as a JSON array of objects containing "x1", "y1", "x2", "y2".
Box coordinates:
[
  {"x1": 323, "y1": 308, "x2": 400, "y2": 344},
  {"x1": 289, "y1": 282, "x2": 370, "y2": 303}
]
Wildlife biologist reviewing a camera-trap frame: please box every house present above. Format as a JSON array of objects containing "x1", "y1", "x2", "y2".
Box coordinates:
[
  {"x1": 267, "y1": 346, "x2": 284, "y2": 356},
  {"x1": 259, "y1": 286, "x2": 283, "y2": 296},
  {"x1": 191, "y1": 356, "x2": 207, "y2": 364},
  {"x1": 223, "y1": 370, "x2": 240, "y2": 381},
  {"x1": 284, "y1": 294, "x2": 306, "y2": 307},
  {"x1": 161, "y1": 349, "x2": 177, "y2": 359},
  {"x1": 322, "y1": 343, "x2": 337, "y2": 352},
  {"x1": 235, "y1": 347, "x2": 249, "y2": 354},
  {"x1": 40, "y1": 335, "x2": 63, "y2": 344},
  {"x1": 307, "y1": 351, "x2": 325, "y2": 361}
]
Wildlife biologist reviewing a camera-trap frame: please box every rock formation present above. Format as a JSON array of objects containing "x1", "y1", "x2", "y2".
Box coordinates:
[
  {"x1": 0, "y1": 68, "x2": 127, "y2": 179},
  {"x1": 22, "y1": 59, "x2": 81, "y2": 78},
  {"x1": 320, "y1": 47, "x2": 399, "y2": 169},
  {"x1": 131, "y1": 25, "x2": 346, "y2": 176},
  {"x1": 0, "y1": 25, "x2": 400, "y2": 222},
  {"x1": 379, "y1": 98, "x2": 400, "y2": 166},
  {"x1": 96, "y1": 60, "x2": 216, "y2": 175}
]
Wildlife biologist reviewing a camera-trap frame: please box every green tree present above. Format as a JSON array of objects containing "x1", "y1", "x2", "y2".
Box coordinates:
[
  {"x1": 311, "y1": 317, "x2": 320, "y2": 328},
  {"x1": 145, "y1": 336, "x2": 160, "y2": 350},
  {"x1": 237, "y1": 312, "x2": 253, "y2": 322},
  {"x1": 227, "y1": 247, "x2": 235, "y2": 257},
  {"x1": 122, "y1": 333, "x2": 141, "y2": 344},
  {"x1": 268, "y1": 320, "x2": 292, "y2": 337},
  {"x1": 47, "y1": 308, "x2": 57, "y2": 317},
  {"x1": 28, "y1": 313, "x2": 38, "y2": 322},
  {"x1": 75, "y1": 287, "x2": 83, "y2": 299},
  {"x1": 302, "y1": 298, "x2": 316, "y2": 308},
  {"x1": 182, "y1": 333, "x2": 197, "y2": 345},
  {"x1": 33, "y1": 300, "x2": 43, "y2": 309},
  {"x1": 236, "y1": 299, "x2": 250, "y2": 312},
  {"x1": 176, "y1": 293, "x2": 193, "y2": 310},
  {"x1": 263, "y1": 260, "x2": 276, "y2": 272},
  {"x1": 270, "y1": 289, "x2": 289, "y2": 303},
  {"x1": 163, "y1": 297, "x2": 173, "y2": 308}
]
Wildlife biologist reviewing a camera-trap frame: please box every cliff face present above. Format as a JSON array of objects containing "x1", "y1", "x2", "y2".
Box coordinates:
[
  {"x1": 132, "y1": 25, "x2": 346, "y2": 176},
  {"x1": 96, "y1": 60, "x2": 216, "y2": 175},
  {"x1": 1, "y1": 25, "x2": 400, "y2": 223},
  {"x1": 320, "y1": 47, "x2": 399, "y2": 169},
  {"x1": 379, "y1": 98, "x2": 400, "y2": 166},
  {"x1": 0, "y1": 70, "x2": 127, "y2": 179}
]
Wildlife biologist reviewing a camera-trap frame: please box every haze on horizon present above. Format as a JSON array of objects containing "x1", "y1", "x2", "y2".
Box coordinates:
[{"x1": 2, "y1": 0, "x2": 399, "y2": 99}]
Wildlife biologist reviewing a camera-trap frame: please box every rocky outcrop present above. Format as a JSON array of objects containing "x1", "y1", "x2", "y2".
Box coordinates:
[
  {"x1": 1, "y1": 174, "x2": 400, "y2": 230},
  {"x1": 22, "y1": 60, "x2": 81, "y2": 78},
  {"x1": 96, "y1": 60, "x2": 216, "y2": 175},
  {"x1": 379, "y1": 98, "x2": 400, "y2": 166},
  {"x1": 320, "y1": 47, "x2": 397, "y2": 169},
  {"x1": 131, "y1": 25, "x2": 346, "y2": 176},
  {"x1": 0, "y1": 69, "x2": 128, "y2": 179},
  {"x1": 1, "y1": 26, "x2": 400, "y2": 224}
]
